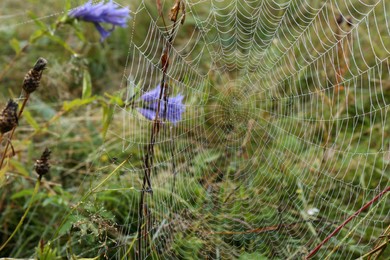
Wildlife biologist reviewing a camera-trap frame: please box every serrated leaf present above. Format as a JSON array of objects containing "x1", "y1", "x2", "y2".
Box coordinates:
[
  {"x1": 23, "y1": 109, "x2": 40, "y2": 130},
  {"x1": 9, "y1": 38, "x2": 21, "y2": 55},
  {"x1": 82, "y1": 68, "x2": 92, "y2": 99},
  {"x1": 58, "y1": 215, "x2": 80, "y2": 235}
]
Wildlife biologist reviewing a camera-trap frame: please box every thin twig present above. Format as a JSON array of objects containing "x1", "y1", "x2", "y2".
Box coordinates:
[
  {"x1": 366, "y1": 224, "x2": 390, "y2": 260},
  {"x1": 306, "y1": 186, "x2": 390, "y2": 259}
]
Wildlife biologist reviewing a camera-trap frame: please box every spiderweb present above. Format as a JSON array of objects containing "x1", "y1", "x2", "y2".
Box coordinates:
[{"x1": 1, "y1": 0, "x2": 389, "y2": 259}]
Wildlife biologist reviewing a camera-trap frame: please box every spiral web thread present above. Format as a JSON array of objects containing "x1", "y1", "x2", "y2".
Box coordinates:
[
  {"x1": 0, "y1": 0, "x2": 389, "y2": 259},
  {"x1": 112, "y1": 0, "x2": 390, "y2": 258}
]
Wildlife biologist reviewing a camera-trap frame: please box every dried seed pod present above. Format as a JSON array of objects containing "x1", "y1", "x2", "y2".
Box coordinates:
[
  {"x1": 0, "y1": 100, "x2": 18, "y2": 134},
  {"x1": 22, "y1": 57, "x2": 48, "y2": 94},
  {"x1": 336, "y1": 14, "x2": 343, "y2": 25},
  {"x1": 35, "y1": 148, "x2": 51, "y2": 177}
]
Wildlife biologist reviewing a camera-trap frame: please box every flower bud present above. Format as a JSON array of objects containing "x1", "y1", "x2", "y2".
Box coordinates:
[
  {"x1": 22, "y1": 58, "x2": 47, "y2": 94},
  {"x1": 35, "y1": 148, "x2": 51, "y2": 177},
  {"x1": 0, "y1": 100, "x2": 18, "y2": 134}
]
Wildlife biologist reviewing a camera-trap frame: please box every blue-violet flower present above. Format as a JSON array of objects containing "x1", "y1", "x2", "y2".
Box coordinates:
[
  {"x1": 69, "y1": 0, "x2": 130, "y2": 42},
  {"x1": 137, "y1": 85, "x2": 185, "y2": 125}
]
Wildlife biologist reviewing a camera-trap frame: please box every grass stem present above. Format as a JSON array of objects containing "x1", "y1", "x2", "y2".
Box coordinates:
[{"x1": 0, "y1": 175, "x2": 41, "y2": 252}]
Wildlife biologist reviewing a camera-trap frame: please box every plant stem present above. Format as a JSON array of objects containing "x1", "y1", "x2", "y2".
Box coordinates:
[
  {"x1": 0, "y1": 175, "x2": 41, "y2": 252},
  {"x1": 137, "y1": 2, "x2": 184, "y2": 258},
  {"x1": 365, "y1": 224, "x2": 390, "y2": 260},
  {"x1": 0, "y1": 93, "x2": 30, "y2": 170}
]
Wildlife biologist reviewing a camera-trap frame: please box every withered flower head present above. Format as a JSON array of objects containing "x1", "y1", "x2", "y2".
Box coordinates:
[
  {"x1": 35, "y1": 148, "x2": 51, "y2": 177},
  {"x1": 336, "y1": 14, "x2": 343, "y2": 25},
  {"x1": 23, "y1": 57, "x2": 48, "y2": 94},
  {"x1": 0, "y1": 99, "x2": 18, "y2": 134}
]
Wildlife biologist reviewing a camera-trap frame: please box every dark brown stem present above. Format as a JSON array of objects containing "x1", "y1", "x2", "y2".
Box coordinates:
[
  {"x1": 137, "y1": 2, "x2": 184, "y2": 258},
  {"x1": 306, "y1": 186, "x2": 390, "y2": 259}
]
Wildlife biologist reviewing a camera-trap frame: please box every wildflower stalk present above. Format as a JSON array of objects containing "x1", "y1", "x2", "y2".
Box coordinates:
[
  {"x1": 0, "y1": 58, "x2": 47, "y2": 170},
  {"x1": 137, "y1": 1, "x2": 184, "y2": 258},
  {"x1": 0, "y1": 175, "x2": 42, "y2": 251}
]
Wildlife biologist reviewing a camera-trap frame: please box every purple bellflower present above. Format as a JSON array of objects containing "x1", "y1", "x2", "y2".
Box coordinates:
[
  {"x1": 69, "y1": 0, "x2": 130, "y2": 42},
  {"x1": 137, "y1": 85, "x2": 185, "y2": 125}
]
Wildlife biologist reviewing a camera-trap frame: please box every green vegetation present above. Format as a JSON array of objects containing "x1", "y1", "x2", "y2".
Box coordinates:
[{"x1": 0, "y1": 0, "x2": 389, "y2": 259}]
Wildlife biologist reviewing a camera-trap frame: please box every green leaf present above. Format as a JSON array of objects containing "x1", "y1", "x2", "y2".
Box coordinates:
[
  {"x1": 27, "y1": 11, "x2": 47, "y2": 30},
  {"x1": 29, "y1": 29, "x2": 45, "y2": 43},
  {"x1": 46, "y1": 34, "x2": 76, "y2": 54},
  {"x1": 58, "y1": 215, "x2": 82, "y2": 235},
  {"x1": 10, "y1": 159, "x2": 29, "y2": 177},
  {"x1": 102, "y1": 105, "x2": 115, "y2": 139},
  {"x1": 62, "y1": 96, "x2": 97, "y2": 111},
  {"x1": 104, "y1": 92, "x2": 124, "y2": 106},
  {"x1": 36, "y1": 241, "x2": 59, "y2": 260},
  {"x1": 126, "y1": 77, "x2": 142, "y2": 102},
  {"x1": 23, "y1": 109, "x2": 40, "y2": 131},
  {"x1": 11, "y1": 188, "x2": 34, "y2": 200},
  {"x1": 0, "y1": 163, "x2": 8, "y2": 188},
  {"x1": 82, "y1": 69, "x2": 92, "y2": 99},
  {"x1": 9, "y1": 38, "x2": 21, "y2": 55}
]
